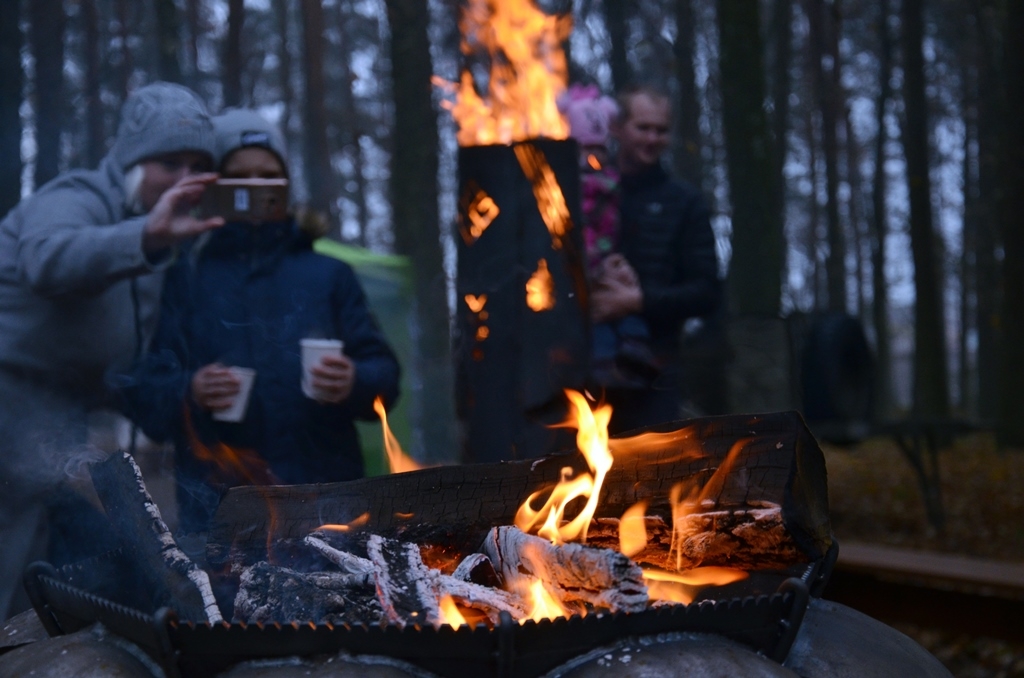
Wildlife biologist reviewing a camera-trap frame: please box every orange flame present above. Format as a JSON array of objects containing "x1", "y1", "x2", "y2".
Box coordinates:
[
  {"x1": 618, "y1": 501, "x2": 649, "y2": 557},
  {"x1": 643, "y1": 566, "x2": 749, "y2": 605},
  {"x1": 525, "y1": 259, "x2": 555, "y2": 312},
  {"x1": 514, "y1": 143, "x2": 571, "y2": 249},
  {"x1": 668, "y1": 439, "x2": 750, "y2": 569},
  {"x1": 587, "y1": 154, "x2": 602, "y2": 171},
  {"x1": 317, "y1": 512, "x2": 370, "y2": 534},
  {"x1": 523, "y1": 579, "x2": 567, "y2": 623},
  {"x1": 514, "y1": 390, "x2": 612, "y2": 545},
  {"x1": 373, "y1": 396, "x2": 423, "y2": 474},
  {"x1": 441, "y1": 0, "x2": 571, "y2": 146},
  {"x1": 459, "y1": 186, "x2": 500, "y2": 245},
  {"x1": 183, "y1": 405, "x2": 278, "y2": 487},
  {"x1": 438, "y1": 595, "x2": 468, "y2": 628}
]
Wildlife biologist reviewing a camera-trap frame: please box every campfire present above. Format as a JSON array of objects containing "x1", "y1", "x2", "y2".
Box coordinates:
[{"x1": 26, "y1": 393, "x2": 832, "y2": 676}]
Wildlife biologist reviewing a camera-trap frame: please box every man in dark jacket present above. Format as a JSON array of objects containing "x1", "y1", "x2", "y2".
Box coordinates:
[
  {"x1": 591, "y1": 85, "x2": 720, "y2": 433},
  {"x1": 125, "y1": 109, "x2": 400, "y2": 534}
]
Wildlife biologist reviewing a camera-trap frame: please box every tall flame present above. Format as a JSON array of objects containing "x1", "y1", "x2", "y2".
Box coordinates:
[
  {"x1": 514, "y1": 390, "x2": 612, "y2": 545},
  {"x1": 523, "y1": 579, "x2": 567, "y2": 623},
  {"x1": 373, "y1": 396, "x2": 423, "y2": 474},
  {"x1": 441, "y1": 0, "x2": 571, "y2": 146}
]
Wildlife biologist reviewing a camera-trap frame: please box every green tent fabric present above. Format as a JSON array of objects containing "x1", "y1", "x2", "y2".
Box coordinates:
[{"x1": 314, "y1": 238, "x2": 415, "y2": 476}]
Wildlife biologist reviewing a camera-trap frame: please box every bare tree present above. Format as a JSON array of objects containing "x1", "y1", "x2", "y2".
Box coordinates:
[
  {"x1": 717, "y1": 0, "x2": 783, "y2": 316},
  {"x1": 870, "y1": 0, "x2": 894, "y2": 418},
  {"x1": 384, "y1": 0, "x2": 457, "y2": 462},
  {"x1": 154, "y1": 0, "x2": 184, "y2": 83},
  {"x1": 30, "y1": 0, "x2": 66, "y2": 188},
  {"x1": 300, "y1": 0, "x2": 336, "y2": 218},
  {"x1": 768, "y1": 0, "x2": 793, "y2": 241},
  {"x1": 807, "y1": 0, "x2": 845, "y2": 312},
  {"x1": 603, "y1": 0, "x2": 629, "y2": 91},
  {"x1": 335, "y1": 0, "x2": 369, "y2": 244},
  {"x1": 184, "y1": 0, "x2": 202, "y2": 90},
  {"x1": 900, "y1": 0, "x2": 949, "y2": 419},
  {"x1": 998, "y1": 0, "x2": 1024, "y2": 444},
  {"x1": 272, "y1": 0, "x2": 294, "y2": 145},
  {"x1": 82, "y1": 0, "x2": 105, "y2": 168},
  {"x1": 223, "y1": 0, "x2": 244, "y2": 107},
  {"x1": 673, "y1": 0, "x2": 704, "y2": 187},
  {"x1": 0, "y1": 0, "x2": 22, "y2": 215}
]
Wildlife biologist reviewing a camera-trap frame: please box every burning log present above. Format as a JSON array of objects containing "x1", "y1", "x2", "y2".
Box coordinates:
[
  {"x1": 367, "y1": 535, "x2": 525, "y2": 627},
  {"x1": 481, "y1": 526, "x2": 648, "y2": 614},
  {"x1": 587, "y1": 502, "x2": 805, "y2": 571},
  {"x1": 452, "y1": 553, "x2": 501, "y2": 588},
  {"x1": 304, "y1": 534, "x2": 374, "y2": 581},
  {"x1": 233, "y1": 561, "x2": 382, "y2": 626},
  {"x1": 89, "y1": 451, "x2": 222, "y2": 623}
]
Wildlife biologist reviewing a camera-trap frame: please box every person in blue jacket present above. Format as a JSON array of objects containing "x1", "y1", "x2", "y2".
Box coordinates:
[{"x1": 126, "y1": 109, "x2": 400, "y2": 534}]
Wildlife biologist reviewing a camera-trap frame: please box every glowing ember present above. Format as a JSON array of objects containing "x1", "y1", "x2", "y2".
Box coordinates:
[
  {"x1": 459, "y1": 185, "x2": 500, "y2": 245},
  {"x1": 618, "y1": 501, "x2": 649, "y2": 557},
  {"x1": 316, "y1": 512, "x2": 370, "y2": 533},
  {"x1": 586, "y1": 154, "x2": 602, "y2": 171},
  {"x1": 514, "y1": 143, "x2": 572, "y2": 249},
  {"x1": 440, "y1": 0, "x2": 571, "y2": 146},
  {"x1": 525, "y1": 258, "x2": 555, "y2": 311},
  {"x1": 438, "y1": 595, "x2": 468, "y2": 628},
  {"x1": 373, "y1": 396, "x2": 423, "y2": 474},
  {"x1": 514, "y1": 390, "x2": 612, "y2": 545}
]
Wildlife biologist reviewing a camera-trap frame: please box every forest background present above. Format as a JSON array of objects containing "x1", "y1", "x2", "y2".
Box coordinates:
[{"x1": 1, "y1": 0, "x2": 1023, "y2": 462}]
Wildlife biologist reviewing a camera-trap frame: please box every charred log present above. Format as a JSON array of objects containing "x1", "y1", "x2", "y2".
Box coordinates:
[
  {"x1": 367, "y1": 535, "x2": 524, "y2": 627},
  {"x1": 90, "y1": 451, "x2": 221, "y2": 622},
  {"x1": 587, "y1": 503, "x2": 805, "y2": 571},
  {"x1": 233, "y1": 561, "x2": 382, "y2": 626},
  {"x1": 480, "y1": 526, "x2": 648, "y2": 613}
]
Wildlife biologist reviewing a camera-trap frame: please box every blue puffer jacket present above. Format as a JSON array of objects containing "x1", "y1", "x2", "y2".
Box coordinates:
[{"x1": 123, "y1": 219, "x2": 400, "y2": 532}]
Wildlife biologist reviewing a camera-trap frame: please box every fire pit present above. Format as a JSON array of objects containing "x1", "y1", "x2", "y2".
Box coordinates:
[{"x1": 19, "y1": 409, "x2": 840, "y2": 677}]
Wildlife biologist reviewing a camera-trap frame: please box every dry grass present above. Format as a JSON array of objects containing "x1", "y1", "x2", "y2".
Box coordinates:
[{"x1": 823, "y1": 433, "x2": 1024, "y2": 677}]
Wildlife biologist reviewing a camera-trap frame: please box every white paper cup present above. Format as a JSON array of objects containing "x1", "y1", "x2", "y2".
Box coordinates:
[
  {"x1": 301, "y1": 339, "x2": 344, "y2": 400},
  {"x1": 212, "y1": 367, "x2": 256, "y2": 422}
]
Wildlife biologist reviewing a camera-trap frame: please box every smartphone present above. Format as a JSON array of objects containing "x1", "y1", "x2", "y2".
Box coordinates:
[{"x1": 198, "y1": 178, "x2": 289, "y2": 222}]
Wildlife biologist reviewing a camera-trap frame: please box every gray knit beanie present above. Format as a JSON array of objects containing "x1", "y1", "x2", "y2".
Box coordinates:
[
  {"x1": 112, "y1": 82, "x2": 216, "y2": 170},
  {"x1": 212, "y1": 108, "x2": 288, "y2": 172}
]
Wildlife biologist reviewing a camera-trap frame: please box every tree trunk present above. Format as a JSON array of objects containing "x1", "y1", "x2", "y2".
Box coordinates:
[
  {"x1": 336, "y1": 0, "x2": 369, "y2": 244},
  {"x1": 807, "y1": 0, "x2": 845, "y2": 313},
  {"x1": 768, "y1": 0, "x2": 792, "y2": 245},
  {"x1": 973, "y1": 2, "x2": 1001, "y2": 422},
  {"x1": 604, "y1": 0, "x2": 629, "y2": 94},
  {"x1": 30, "y1": 0, "x2": 66, "y2": 188},
  {"x1": 900, "y1": 0, "x2": 949, "y2": 420},
  {"x1": 997, "y1": 0, "x2": 1024, "y2": 444},
  {"x1": 154, "y1": 0, "x2": 184, "y2": 84},
  {"x1": 870, "y1": 0, "x2": 894, "y2": 419},
  {"x1": 184, "y1": 0, "x2": 202, "y2": 91},
  {"x1": 223, "y1": 0, "x2": 244, "y2": 108},
  {"x1": 116, "y1": 0, "x2": 134, "y2": 105},
  {"x1": 959, "y1": 93, "x2": 975, "y2": 415},
  {"x1": 717, "y1": 0, "x2": 783, "y2": 316},
  {"x1": 0, "y1": 0, "x2": 22, "y2": 216},
  {"x1": 673, "y1": 0, "x2": 704, "y2": 187},
  {"x1": 272, "y1": 0, "x2": 294, "y2": 149},
  {"x1": 300, "y1": 0, "x2": 335, "y2": 218},
  {"x1": 805, "y1": 105, "x2": 822, "y2": 311},
  {"x1": 82, "y1": 0, "x2": 105, "y2": 168},
  {"x1": 384, "y1": 0, "x2": 457, "y2": 463}
]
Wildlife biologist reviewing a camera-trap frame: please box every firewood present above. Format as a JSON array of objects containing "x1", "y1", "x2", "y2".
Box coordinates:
[
  {"x1": 480, "y1": 526, "x2": 648, "y2": 613},
  {"x1": 367, "y1": 535, "x2": 525, "y2": 627},
  {"x1": 587, "y1": 502, "x2": 805, "y2": 571},
  {"x1": 233, "y1": 561, "x2": 382, "y2": 625},
  {"x1": 90, "y1": 451, "x2": 221, "y2": 622},
  {"x1": 304, "y1": 534, "x2": 374, "y2": 581},
  {"x1": 452, "y1": 553, "x2": 501, "y2": 588}
]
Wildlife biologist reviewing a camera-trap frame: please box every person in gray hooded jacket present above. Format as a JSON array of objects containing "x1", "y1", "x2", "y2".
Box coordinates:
[{"x1": 0, "y1": 81, "x2": 223, "y2": 620}]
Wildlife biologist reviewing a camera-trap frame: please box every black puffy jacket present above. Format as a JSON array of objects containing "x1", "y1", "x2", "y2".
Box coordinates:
[{"x1": 618, "y1": 162, "x2": 720, "y2": 355}]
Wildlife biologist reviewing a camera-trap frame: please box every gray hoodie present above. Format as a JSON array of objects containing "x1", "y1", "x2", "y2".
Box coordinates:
[{"x1": 0, "y1": 82, "x2": 216, "y2": 407}]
